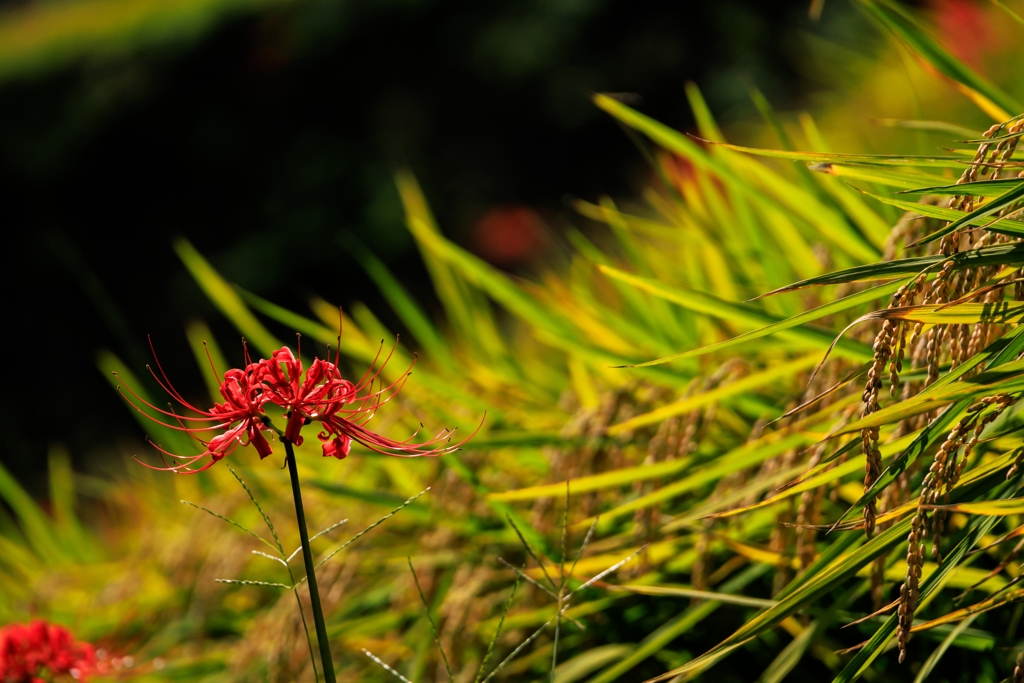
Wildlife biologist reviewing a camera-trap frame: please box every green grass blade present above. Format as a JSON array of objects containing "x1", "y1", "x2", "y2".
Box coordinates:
[
  {"x1": 0, "y1": 460, "x2": 67, "y2": 564},
  {"x1": 872, "y1": 118, "x2": 981, "y2": 138},
  {"x1": 762, "y1": 242, "x2": 1024, "y2": 294},
  {"x1": 174, "y1": 238, "x2": 282, "y2": 358},
  {"x1": 593, "y1": 94, "x2": 879, "y2": 262},
  {"x1": 699, "y1": 140, "x2": 967, "y2": 168},
  {"x1": 812, "y1": 163, "x2": 953, "y2": 190},
  {"x1": 912, "y1": 613, "x2": 980, "y2": 683},
  {"x1": 184, "y1": 319, "x2": 230, "y2": 402},
  {"x1": 597, "y1": 265, "x2": 874, "y2": 364},
  {"x1": 897, "y1": 178, "x2": 1024, "y2": 197},
  {"x1": 833, "y1": 359, "x2": 1024, "y2": 434},
  {"x1": 341, "y1": 232, "x2": 452, "y2": 367},
  {"x1": 989, "y1": 0, "x2": 1024, "y2": 26},
  {"x1": 862, "y1": 191, "x2": 1024, "y2": 239},
  {"x1": 609, "y1": 355, "x2": 822, "y2": 434},
  {"x1": 399, "y1": 176, "x2": 575, "y2": 341},
  {"x1": 608, "y1": 269, "x2": 901, "y2": 365},
  {"x1": 911, "y1": 183, "x2": 1024, "y2": 245},
  {"x1": 584, "y1": 432, "x2": 815, "y2": 527},
  {"x1": 858, "y1": 301, "x2": 1024, "y2": 325},
  {"x1": 97, "y1": 349, "x2": 198, "y2": 458}
]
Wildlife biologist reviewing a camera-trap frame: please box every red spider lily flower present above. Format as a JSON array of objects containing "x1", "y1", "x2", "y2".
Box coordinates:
[
  {"x1": 258, "y1": 347, "x2": 355, "y2": 445},
  {"x1": 123, "y1": 335, "x2": 479, "y2": 472},
  {"x1": 0, "y1": 620, "x2": 99, "y2": 683},
  {"x1": 118, "y1": 340, "x2": 276, "y2": 474},
  {"x1": 261, "y1": 341, "x2": 471, "y2": 460}
]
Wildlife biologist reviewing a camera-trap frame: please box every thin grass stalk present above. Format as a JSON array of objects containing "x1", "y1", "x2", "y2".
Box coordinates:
[
  {"x1": 474, "y1": 573, "x2": 521, "y2": 683},
  {"x1": 407, "y1": 557, "x2": 455, "y2": 683},
  {"x1": 285, "y1": 440, "x2": 337, "y2": 683},
  {"x1": 229, "y1": 467, "x2": 320, "y2": 683}
]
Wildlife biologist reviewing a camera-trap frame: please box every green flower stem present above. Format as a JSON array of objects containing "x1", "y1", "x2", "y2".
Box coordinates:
[{"x1": 285, "y1": 440, "x2": 337, "y2": 683}]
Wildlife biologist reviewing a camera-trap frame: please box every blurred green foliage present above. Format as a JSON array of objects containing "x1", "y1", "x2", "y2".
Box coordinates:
[{"x1": 0, "y1": 0, "x2": 288, "y2": 81}]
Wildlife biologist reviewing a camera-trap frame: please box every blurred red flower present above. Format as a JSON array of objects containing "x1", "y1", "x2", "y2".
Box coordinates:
[
  {"x1": 469, "y1": 204, "x2": 548, "y2": 267},
  {"x1": 931, "y1": 0, "x2": 991, "y2": 68},
  {"x1": 0, "y1": 621, "x2": 98, "y2": 683}
]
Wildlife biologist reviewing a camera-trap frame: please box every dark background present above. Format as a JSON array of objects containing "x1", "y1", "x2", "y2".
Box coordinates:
[{"x1": 0, "y1": 0, "x2": 880, "y2": 491}]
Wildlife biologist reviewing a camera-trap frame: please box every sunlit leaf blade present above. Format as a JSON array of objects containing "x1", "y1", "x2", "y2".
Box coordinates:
[
  {"x1": 760, "y1": 242, "x2": 1024, "y2": 295},
  {"x1": 608, "y1": 355, "x2": 822, "y2": 434},
  {"x1": 928, "y1": 499, "x2": 1024, "y2": 515},
  {"x1": 861, "y1": 192, "x2": 1024, "y2": 239},
  {"x1": 871, "y1": 118, "x2": 980, "y2": 138},
  {"x1": 584, "y1": 432, "x2": 817, "y2": 527},
  {"x1": 706, "y1": 431, "x2": 915, "y2": 521},
  {"x1": 897, "y1": 178, "x2": 1023, "y2": 197},
  {"x1": 911, "y1": 183, "x2": 1024, "y2": 244},
  {"x1": 957, "y1": 128, "x2": 1024, "y2": 144},
  {"x1": 855, "y1": 301, "x2": 1024, "y2": 325},
  {"x1": 989, "y1": 0, "x2": 1024, "y2": 26},
  {"x1": 490, "y1": 458, "x2": 691, "y2": 502},
  {"x1": 341, "y1": 233, "x2": 453, "y2": 369},
  {"x1": 833, "y1": 359, "x2": 1024, "y2": 435},
  {"x1": 699, "y1": 140, "x2": 967, "y2": 167},
  {"x1": 592, "y1": 94, "x2": 879, "y2": 262},
  {"x1": 912, "y1": 613, "x2": 980, "y2": 683},
  {"x1": 398, "y1": 174, "x2": 576, "y2": 341},
  {"x1": 0, "y1": 460, "x2": 68, "y2": 564},
  {"x1": 237, "y1": 288, "x2": 377, "y2": 363},
  {"x1": 174, "y1": 238, "x2": 282, "y2": 357},
  {"x1": 912, "y1": 589, "x2": 1020, "y2": 636},
  {"x1": 597, "y1": 265, "x2": 875, "y2": 365},
  {"x1": 97, "y1": 350, "x2": 198, "y2": 458},
  {"x1": 836, "y1": 399, "x2": 968, "y2": 528},
  {"x1": 811, "y1": 162, "x2": 953, "y2": 190}
]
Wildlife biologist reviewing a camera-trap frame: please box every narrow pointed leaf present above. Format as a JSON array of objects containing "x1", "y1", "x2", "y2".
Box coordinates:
[
  {"x1": 608, "y1": 355, "x2": 823, "y2": 434},
  {"x1": 761, "y1": 242, "x2": 1024, "y2": 295},
  {"x1": 174, "y1": 238, "x2": 282, "y2": 358},
  {"x1": 897, "y1": 177, "x2": 1023, "y2": 197},
  {"x1": 862, "y1": 191, "x2": 1024, "y2": 239},
  {"x1": 832, "y1": 359, "x2": 1024, "y2": 435},
  {"x1": 597, "y1": 265, "x2": 874, "y2": 363},
  {"x1": 911, "y1": 183, "x2": 1024, "y2": 244},
  {"x1": 702, "y1": 139, "x2": 968, "y2": 167}
]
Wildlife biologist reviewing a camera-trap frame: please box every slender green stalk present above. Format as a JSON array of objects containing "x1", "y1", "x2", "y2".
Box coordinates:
[
  {"x1": 285, "y1": 440, "x2": 336, "y2": 683},
  {"x1": 228, "y1": 467, "x2": 320, "y2": 682}
]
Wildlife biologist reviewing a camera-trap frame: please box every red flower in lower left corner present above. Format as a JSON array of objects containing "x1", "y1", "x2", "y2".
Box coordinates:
[{"x1": 0, "y1": 621, "x2": 98, "y2": 682}]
